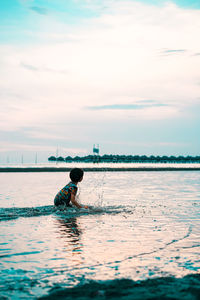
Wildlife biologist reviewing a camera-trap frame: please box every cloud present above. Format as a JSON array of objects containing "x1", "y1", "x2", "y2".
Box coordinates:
[
  {"x1": 30, "y1": 6, "x2": 48, "y2": 15},
  {"x1": 86, "y1": 103, "x2": 168, "y2": 110},
  {"x1": 160, "y1": 49, "x2": 187, "y2": 55},
  {"x1": 1, "y1": 1, "x2": 200, "y2": 156},
  {"x1": 0, "y1": 141, "x2": 87, "y2": 154},
  {"x1": 20, "y1": 63, "x2": 39, "y2": 71},
  {"x1": 163, "y1": 49, "x2": 186, "y2": 53},
  {"x1": 20, "y1": 62, "x2": 68, "y2": 74}
]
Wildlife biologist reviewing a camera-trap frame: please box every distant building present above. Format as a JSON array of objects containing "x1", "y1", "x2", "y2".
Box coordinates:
[
  {"x1": 93, "y1": 144, "x2": 100, "y2": 163},
  {"x1": 93, "y1": 144, "x2": 99, "y2": 155}
]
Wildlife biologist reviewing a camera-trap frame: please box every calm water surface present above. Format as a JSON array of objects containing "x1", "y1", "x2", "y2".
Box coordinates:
[{"x1": 0, "y1": 171, "x2": 200, "y2": 298}]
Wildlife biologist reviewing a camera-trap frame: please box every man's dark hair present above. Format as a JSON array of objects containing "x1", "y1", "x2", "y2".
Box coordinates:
[{"x1": 70, "y1": 168, "x2": 84, "y2": 182}]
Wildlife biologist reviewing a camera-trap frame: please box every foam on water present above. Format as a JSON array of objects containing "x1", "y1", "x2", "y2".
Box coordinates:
[
  {"x1": 0, "y1": 204, "x2": 129, "y2": 222},
  {"x1": 0, "y1": 205, "x2": 55, "y2": 221}
]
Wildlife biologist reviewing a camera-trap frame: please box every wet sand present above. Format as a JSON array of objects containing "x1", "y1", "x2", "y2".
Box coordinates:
[{"x1": 39, "y1": 274, "x2": 200, "y2": 300}]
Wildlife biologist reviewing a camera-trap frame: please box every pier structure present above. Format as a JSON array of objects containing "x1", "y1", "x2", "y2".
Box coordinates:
[{"x1": 93, "y1": 144, "x2": 100, "y2": 163}]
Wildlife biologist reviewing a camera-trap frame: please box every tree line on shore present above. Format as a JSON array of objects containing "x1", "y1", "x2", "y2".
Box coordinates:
[{"x1": 48, "y1": 154, "x2": 200, "y2": 163}]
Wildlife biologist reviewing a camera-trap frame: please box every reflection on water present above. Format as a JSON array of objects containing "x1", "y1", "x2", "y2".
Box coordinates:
[
  {"x1": 55, "y1": 217, "x2": 83, "y2": 264},
  {"x1": 56, "y1": 217, "x2": 82, "y2": 242}
]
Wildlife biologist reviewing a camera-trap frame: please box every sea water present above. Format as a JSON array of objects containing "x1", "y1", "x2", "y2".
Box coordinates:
[{"x1": 0, "y1": 171, "x2": 200, "y2": 299}]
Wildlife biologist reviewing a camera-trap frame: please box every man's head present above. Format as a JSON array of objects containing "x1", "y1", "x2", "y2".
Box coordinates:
[{"x1": 70, "y1": 168, "x2": 84, "y2": 183}]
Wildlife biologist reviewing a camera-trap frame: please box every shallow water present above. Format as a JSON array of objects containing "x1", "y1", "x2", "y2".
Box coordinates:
[
  {"x1": 1, "y1": 162, "x2": 200, "y2": 169},
  {"x1": 0, "y1": 171, "x2": 200, "y2": 299}
]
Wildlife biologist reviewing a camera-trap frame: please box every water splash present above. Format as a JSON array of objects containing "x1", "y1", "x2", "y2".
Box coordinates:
[
  {"x1": 0, "y1": 205, "x2": 56, "y2": 221},
  {"x1": 0, "y1": 204, "x2": 131, "y2": 222}
]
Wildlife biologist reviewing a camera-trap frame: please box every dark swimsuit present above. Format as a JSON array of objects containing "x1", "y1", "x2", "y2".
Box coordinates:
[{"x1": 54, "y1": 182, "x2": 77, "y2": 206}]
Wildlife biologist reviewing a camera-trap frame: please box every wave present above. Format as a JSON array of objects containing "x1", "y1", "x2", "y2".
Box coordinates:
[
  {"x1": 0, "y1": 205, "x2": 56, "y2": 221},
  {"x1": 38, "y1": 274, "x2": 200, "y2": 300},
  {"x1": 0, "y1": 204, "x2": 127, "y2": 222}
]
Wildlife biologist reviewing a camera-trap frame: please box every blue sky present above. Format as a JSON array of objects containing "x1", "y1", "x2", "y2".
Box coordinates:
[{"x1": 0, "y1": 0, "x2": 200, "y2": 162}]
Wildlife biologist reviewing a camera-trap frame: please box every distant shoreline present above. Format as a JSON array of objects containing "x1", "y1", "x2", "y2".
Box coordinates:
[{"x1": 0, "y1": 167, "x2": 200, "y2": 172}]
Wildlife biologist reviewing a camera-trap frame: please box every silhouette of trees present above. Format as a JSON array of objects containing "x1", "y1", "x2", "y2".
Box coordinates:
[
  {"x1": 48, "y1": 156, "x2": 56, "y2": 161},
  {"x1": 65, "y1": 156, "x2": 73, "y2": 162},
  {"x1": 48, "y1": 154, "x2": 200, "y2": 163},
  {"x1": 57, "y1": 156, "x2": 65, "y2": 162}
]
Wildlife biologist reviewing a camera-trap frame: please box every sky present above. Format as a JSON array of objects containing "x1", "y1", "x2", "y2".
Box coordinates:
[{"x1": 0, "y1": 0, "x2": 200, "y2": 163}]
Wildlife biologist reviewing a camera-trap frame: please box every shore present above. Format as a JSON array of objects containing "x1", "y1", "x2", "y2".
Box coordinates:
[
  {"x1": 0, "y1": 166, "x2": 200, "y2": 172},
  {"x1": 39, "y1": 275, "x2": 200, "y2": 300}
]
